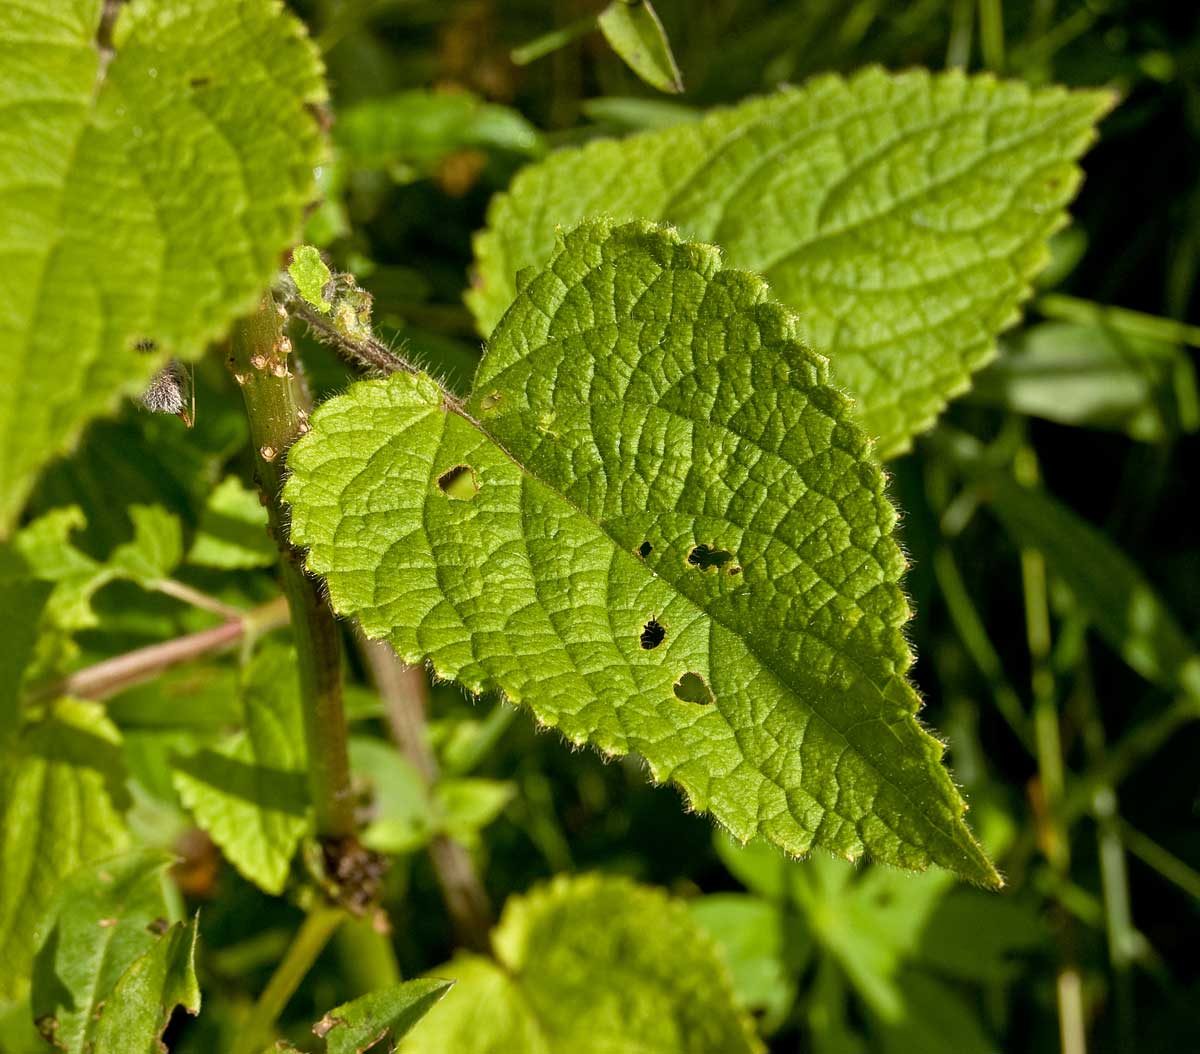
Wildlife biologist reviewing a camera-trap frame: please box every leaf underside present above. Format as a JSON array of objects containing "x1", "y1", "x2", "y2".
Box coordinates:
[
  {"x1": 286, "y1": 220, "x2": 998, "y2": 885},
  {"x1": 0, "y1": 0, "x2": 325, "y2": 533},
  {"x1": 468, "y1": 67, "x2": 1113, "y2": 456},
  {"x1": 401, "y1": 874, "x2": 761, "y2": 1054}
]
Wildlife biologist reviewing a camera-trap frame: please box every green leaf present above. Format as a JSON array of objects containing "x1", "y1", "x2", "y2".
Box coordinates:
[
  {"x1": 689, "y1": 894, "x2": 799, "y2": 1032},
  {"x1": 286, "y1": 220, "x2": 996, "y2": 884},
  {"x1": 597, "y1": 1, "x2": 684, "y2": 94},
  {"x1": 402, "y1": 874, "x2": 760, "y2": 1054},
  {"x1": 315, "y1": 978, "x2": 453, "y2": 1054},
  {"x1": 0, "y1": 0, "x2": 326, "y2": 533},
  {"x1": 289, "y1": 246, "x2": 334, "y2": 314},
  {"x1": 187, "y1": 476, "x2": 276, "y2": 570},
  {"x1": 31, "y1": 851, "x2": 175, "y2": 1054},
  {"x1": 108, "y1": 505, "x2": 184, "y2": 586},
  {"x1": 469, "y1": 68, "x2": 1113, "y2": 455},
  {"x1": 0, "y1": 700, "x2": 130, "y2": 1003},
  {"x1": 173, "y1": 644, "x2": 309, "y2": 894},
  {"x1": 0, "y1": 575, "x2": 52, "y2": 736},
  {"x1": 91, "y1": 915, "x2": 200, "y2": 1054},
  {"x1": 434, "y1": 779, "x2": 515, "y2": 844},
  {"x1": 970, "y1": 466, "x2": 1199, "y2": 697},
  {"x1": 334, "y1": 89, "x2": 544, "y2": 179},
  {"x1": 351, "y1": 737, "x2": 436, "y2": 855},
  {"x1": 971, "y1": 321, "x2": 1196, "y2": 441}
]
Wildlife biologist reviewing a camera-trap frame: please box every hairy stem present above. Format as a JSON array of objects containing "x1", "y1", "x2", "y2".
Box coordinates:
[
  {"x1": 230, "y1": 296, "x2": 356, "y2": 842},
  {"x1": 32, "y1": 596, "x2": 290, "y2": 702},
  {"x1": 360, "y1": 636, "x2": 495, "y2": 951},
  {"x1": 233, "y1": 903, "x2": 345, "y2": 1054}
]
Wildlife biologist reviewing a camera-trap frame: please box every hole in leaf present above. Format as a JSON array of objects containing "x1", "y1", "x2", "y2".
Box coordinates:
[
  {"x1": 480, "y1": 391, "x2": 503, "y2": 411},
  {"x1": 688, "y1": 544, "x2": 734, "y2": 571},
  {"x1": 640, "y1": 619, "x2": 665, "y2": 650},
  {"x1": 637, "y1": 541, "x2": 653, "y2": 559},
  {"x1": 437, "y1": 464, "x2": 478, "y2": 501},
  {"x1": 673, "y1": 672, "x2": 714, "y2": 706}
]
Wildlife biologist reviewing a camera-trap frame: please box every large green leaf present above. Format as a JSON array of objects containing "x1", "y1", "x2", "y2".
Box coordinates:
[
  {"x1": 173, "y1": 644, "x2": 309, "y2": 894},
  {"x1": 286, "y1": 220, "x2": 996, "y2": 884},
  {"x1": 0, "y1": 0, "x2": 326, "y2": 533},
  {"x1": 31, "y1": 851, "x2": 176, "y2": 1053},
  {"x1": 0, "y1": 700, "x2": 130, "y2": 1003},
  {"x1": 401, "y1": 874, "x2": 760, "y2": 1054},
  {"x1": 468, "y1": 68, "x2": 1112, "y2": 455}
]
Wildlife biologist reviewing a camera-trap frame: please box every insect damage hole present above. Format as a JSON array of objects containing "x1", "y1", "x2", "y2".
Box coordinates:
[
  {"x1": 437, "y1": 464, "x2": 479, "y2": 501},
  {"x1": 640, "y1": 619, "x2": 665, "y2": 650},
  {"x1": 637, "y1": 541, "x2": 653, "y2": 558},
  {"x1": 673, "y1": 672, "x2": 715, "y2": 706},
  {"x1": 687, "y1": 543, "x2": 734, "y2": 571}
]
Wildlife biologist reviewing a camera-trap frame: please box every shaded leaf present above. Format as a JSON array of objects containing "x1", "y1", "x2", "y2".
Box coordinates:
[
  {"x1": 0, "y1": 701, "x2": 130, "y2": 1002},
  {"x1": 31, "y1": 851, "x2": 175, "y2": 1054},
  {"x1": 971, "y1": 321, "x2": 1196, "y2": 440},
  {"x1": 173, "y1": 645, "x2": 309, "y2": 894},
  {"x1": 287, "y1": 220, "x2": 996, "y2": 884},
  {"x1": 597, "y1": 1, "x2": 684, "y2": 94},
  {"x1": 91, "y1": 915, "x2": 200, "y2": 1054},
  {"x1": 469, "y1": 69, "x2": 1112, "y2": 455},
  {"x1": 187, "y1": 476, "x2": 276, "y2": 570}
]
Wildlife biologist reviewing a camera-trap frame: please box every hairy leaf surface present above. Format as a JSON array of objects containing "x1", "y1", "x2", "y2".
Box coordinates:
[
  {"x1": 173, "y1": 644, "x2": 309, "y2": 894},
  {"x1": 0, "y1": 701, "x2": 130, "y2": 1002},
  {"x1": 0, "y1": 0, "x2": 325, "y2": 532},
  {"x1": 401, "y1": 875, "x2": 759, "y2": 1053},
  {"x1": 286, "y1": 220, "x2": 996, "y2": 884},
  {"x1": 469, "y1": 68, "x2": 1112, "y2": 455}
]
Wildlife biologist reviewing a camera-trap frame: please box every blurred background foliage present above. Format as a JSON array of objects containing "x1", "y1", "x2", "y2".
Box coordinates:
[{"x1": 8, "y1": 1, "x2": 1199, "y2": 1052}]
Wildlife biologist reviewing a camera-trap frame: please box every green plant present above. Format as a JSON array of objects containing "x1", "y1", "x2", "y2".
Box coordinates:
[{"x1": 3, "y1": 3, "x2": 1198, "y2": 1054}]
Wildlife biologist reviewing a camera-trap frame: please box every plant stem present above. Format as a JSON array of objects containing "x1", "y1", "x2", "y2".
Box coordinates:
[
  {"x1": 153, "y1": 577, "x2": 246, "y2": 619},
  {"x1": 32, "y1": 596, "x2": 290, "y2": 702},
  {"x1": 234, "y1": 903, "x2": 345, "y2": 1054},
  {"x1": 360, "y1": 637, "x2": 495, "y2": 951},
  {"x1": 229, "y1": 296, "x2": 356, "y2": 843},
  {"x1": 1016, "y1": 443, "x2": 1086, "y2": 1054}
]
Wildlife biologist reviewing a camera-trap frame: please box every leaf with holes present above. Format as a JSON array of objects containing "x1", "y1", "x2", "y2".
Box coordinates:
[
  {"x1": 468, "y1": 67, "x2": 1113, "y2": 456},
  {"x1": 0, "y1": 0, "x2": 325, "y2": 534},
  {"x1": 401, "y1": 874, "x2": 759, "y2": 1053},
  {"x1": 315, "y1": 978, "x2": 454, "y2": 1054},
  {"x1": 286, "y1": 220, "x2": 997, "y2": 884}
]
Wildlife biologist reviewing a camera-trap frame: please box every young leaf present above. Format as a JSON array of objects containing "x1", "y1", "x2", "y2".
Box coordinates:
[
  {"x1": 289, "y1": 247, "x2": 334, "y2": 314},
  {"x1": 351, "y1": 737, "x2": 436, "y2": 855},
  {"x1": 0, "y1": 701, "x2": 130, "y2": 1002},
  {"x1": 597, "y1": 1, "x2": 684, "y2": 95},
  {"x1": 187, "y1": 476, "x2": 276, "y2": 570},
  {"x1": 31, "y1": 850, "x2": 176, "y2": 1054},
  {"x1": 314, "y1": 978, "x2": 453, "y2": 1054},
  {"x1": 468, "y1": 68, "x2": 1113, "y2": 455},
  {"x1": 173, "y1": 644, "x2": 309, "y2": 894},
  {"x1": 286, "y1": 220, "x2": 997, "y2": 885},
  {"x1": 90, "y1": 915, "x2": 201, "y2": 1054},
  {"x1": 402, "y1": 874, "x2": 760, "y2": 1053},
  {"x1": 0, "y1": 0, "x2": 326, "y2": 533}
]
